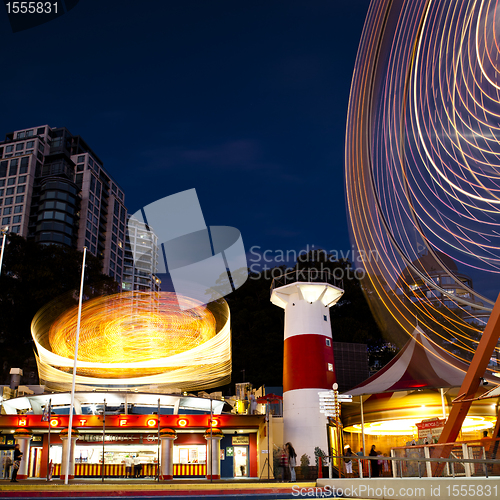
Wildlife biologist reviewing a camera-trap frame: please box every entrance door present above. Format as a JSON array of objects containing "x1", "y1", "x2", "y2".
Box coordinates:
[{"x1": 233, "y1": 446, "x2": 248, "y2": 477}]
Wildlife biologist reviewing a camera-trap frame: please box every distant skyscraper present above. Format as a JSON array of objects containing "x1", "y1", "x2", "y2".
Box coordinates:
[
  {"x1": 123, "y1": 215, "x2": 161, "y2": 292},
  {"x1": 0, "y1": 124, "x2": 127, "y2": 283}
]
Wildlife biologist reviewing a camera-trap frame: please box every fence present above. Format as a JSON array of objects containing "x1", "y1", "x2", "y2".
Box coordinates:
[{"x1": 330, "y1": 438, "x2": 500, "y2": 479}]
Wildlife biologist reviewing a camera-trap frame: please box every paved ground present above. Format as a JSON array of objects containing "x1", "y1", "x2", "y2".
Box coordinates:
[{"x1": 0, "y1": 479, "x2": 331, "y2": 499}]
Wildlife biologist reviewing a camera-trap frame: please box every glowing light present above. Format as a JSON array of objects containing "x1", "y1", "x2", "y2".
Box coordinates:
[
  {"x1": 18, "y1": 419, "x2": 27, "y2": 426},
  {"x1": 345, "y1": 0, "x2": 500, "y2": 370},
  {"x1": 50, "y1": 418, "x2": 59, "y2": 427},
  {"x1": 119, "y1": 419, "x2": 127, "y2": 427},
  {"x1": 146, "y1": 419, "x2": 157, "y2": 428},
  {"x1": 345, "y1": 416, "x2": 495, "y2": 435},
  {"x1": 210, "y1": 418, "x2": 219, "y2": 427},
  {"x1": 178, "y1": 419, "x2": 188, "y2": 427},
  {"x1": 31, "y1": 291, "x2": 231, "y2": 391}
]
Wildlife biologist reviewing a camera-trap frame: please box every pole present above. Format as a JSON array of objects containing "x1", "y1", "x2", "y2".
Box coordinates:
[
  {"x1": 360, "y1": 397, "x2": 366, "y2": 457},
  {"x1": 63, "y1": 247, "x2": 86, "y2": 485},
  {"x1": 267, "y1": 404, "x2": 271, "y2": 479},
  {"x1": 46, "y1": 399, "x2": 51, "y2": 482},
  {"x1": 157, "y1": 398, "x2": 161, "y2": 481},
  {"x1": 210, "y1": 398, "x2": 213, "y2": 483},
  {"x1": 102, "y1": 398, "x2": 106, "y2": 482},
  {"x1": 0, "y1": 227, "x2": 9, "y2": 276},
  {"x1": 440, "y1": 388, "x2": 447, "y2": 419}
]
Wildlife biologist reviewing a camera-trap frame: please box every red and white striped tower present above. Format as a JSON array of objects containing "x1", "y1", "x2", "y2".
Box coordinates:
[{"x1": 271, "y1": 271, "x2": 344, "y2": 459}]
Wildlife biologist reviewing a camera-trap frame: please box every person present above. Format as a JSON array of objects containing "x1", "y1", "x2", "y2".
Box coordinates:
[
  {"x1": 286, "y1": 442, "x2": 297, "y2": 482},
  {"x1": 133, "y1": 455, "x2": 142, "y2": 478},
  {"x1": 279, "y1": 447, "x2": 288, "y2": 482},
  {"x1": 11, "y1": 444, "x2": 22, "y2": 482},
  {"x1": 369, "y1": 445, "x2": 380, "y2": 477},
  {"x1": 124, "y1": 455, "x2": 133, "y2": 478},
  {"x1": 3, "y1": 454, "x2": 12, "y2": 480},
  {"x1": 344, "y1": 445, "x2": 354, "y2": 478},
  {"x1": 249, "y1": 390, "x2": 257, "y2": 415}
]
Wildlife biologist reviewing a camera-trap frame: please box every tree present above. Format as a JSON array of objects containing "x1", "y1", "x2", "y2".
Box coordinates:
[{"x1": 0, "y1": 234, "x2": 118, "y2": 384}]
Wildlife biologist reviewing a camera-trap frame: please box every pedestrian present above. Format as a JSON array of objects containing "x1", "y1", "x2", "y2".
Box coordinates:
[
  {"x1": 2, "y1": 454, "x2": 12, "y2": 479},
  {"x1": 249, "y1": 390, "x2": 257, "y2": 415},
  {"x1": 369, "y1": 444, "x2": 380, "y2": 477},
  {"x1": 343, "y1": 445, "x2": 355, "y2": 478},
  {"x1": 279, "y1": 446, "x2": 288, "y2": 482},
  {"x1": 10, "y1": 444, "x2": 22, "y2": 482},
  {"x1": 286, "y1": 442, "x2": 297, "y2": 482},
  {"x1": 133, "y1": 455, "x2": 141, "y2": 478},
  {"x1": 124, "y1": 455, "x2": 133, "y2": 478}
]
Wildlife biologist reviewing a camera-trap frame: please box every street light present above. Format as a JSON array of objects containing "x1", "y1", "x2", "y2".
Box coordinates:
[{"x1": 0, "y1": 226, "x2": 9, "y2": 276}]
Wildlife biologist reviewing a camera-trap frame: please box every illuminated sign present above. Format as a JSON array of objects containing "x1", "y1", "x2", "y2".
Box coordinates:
[
  {"x1": 50, "y1": 418, "x2": 59, "y2": 427},
  {"x1": 210, "y1": 418, "x2": 219, "y2": 427},
  {"x1": 146, "y1": 419, "x2": 157, "y2": 428},
  {"x1": 232, "y1": 436, "x2": 249, "y2": 445},
  {"x1": 18, "y1": 418, "x2": 27, "y2": 426},
  {"x1": 79, "y1": 419, "x2": 87, "y2": 426},
  {"x1": 177, "y1": 419, "x2": 188, "y2": 427},
  {"x1": 120, "y1": 419, "x2": 127, "y2": 427}
]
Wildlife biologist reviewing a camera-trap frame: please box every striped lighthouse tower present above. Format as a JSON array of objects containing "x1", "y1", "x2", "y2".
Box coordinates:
[{"x1": 271, "y1": 271, "x2": 344, "y2": 459}]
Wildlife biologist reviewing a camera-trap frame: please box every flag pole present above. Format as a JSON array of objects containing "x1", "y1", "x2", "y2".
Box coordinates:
[{"x1": 63, "y1": 247, "x2": 87, "y2": 485}]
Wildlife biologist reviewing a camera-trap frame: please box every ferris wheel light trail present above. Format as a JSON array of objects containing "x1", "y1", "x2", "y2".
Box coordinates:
[{"x1": 346, "y1": 0, "x2": 500, "y2": 371}]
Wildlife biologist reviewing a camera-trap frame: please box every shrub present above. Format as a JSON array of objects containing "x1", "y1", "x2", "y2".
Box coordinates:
[
  {"x1": 314, "y1": 446, "x2": 327, "y2": 466},
  {"x1": 300, "y1": 453, "x2": 310, "y2": 467}
]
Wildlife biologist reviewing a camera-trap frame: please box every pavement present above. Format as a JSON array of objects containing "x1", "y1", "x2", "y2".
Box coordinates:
[{"x1": 0, "y1": 479, "x2": 326, "y2": 499}]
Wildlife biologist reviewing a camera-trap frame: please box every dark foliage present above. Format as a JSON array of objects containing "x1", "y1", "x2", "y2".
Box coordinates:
[{"x1": 0, "y1": 234, "x2": 118, "y2": 384}]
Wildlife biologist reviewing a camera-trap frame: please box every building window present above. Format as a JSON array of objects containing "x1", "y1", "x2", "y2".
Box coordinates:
[
  {"x1": 14, "y1": 206, "x2": 22, "y2": 214},
  {"x1": 5, "y1": 197, "x2": 13, "y2": 205},
  {"x1": 15, "y1": 195, "x2": 24, "y2": 203},
  {"x1": 26, "y1": 141, "x2": 34, "y2": 149},
  {"x1": 16, "y1": 132, "x2": 25, "y2": 139},
  {"x1": 3, "y1": 207, "x2": 12, "y2": 215},
  {"x1": 0, "y1": 189, "x2": 3, "y2": 196},
  {"x1": 7, "y1": 178, "x2": 15, "y2": 186},
  {"x1": 26, "y1": 130, "x2": 33, "y2": 137},
  {"x1": 11, "y1": 225, "x2": 20, "y2": 233},
  {"x1": 15, "y1": 143, "x2": 24, "y2": 151},
  {"x1": 18, "y1": 175, "x2": 27, "y2": 184},
  {"x1": 37, "y1": 127, "x2": 45, "y2": 135},
  {"x1": 5, "y1": 145, "x2": 13, "y2": 153},
  {"x1": 327, "y1": 363, "x2": 334, "y2": 372},
  {"x1": 77, "y1": 155, "x2": 85, "y2": 163},
  {"x1": 2, "y1": 217, "x2": 10, "y2": 225},
  {"x1": 326, "y1": 338, "x2": 331, "y2": 347},
  {"x1": 12, "y1": 215, "x2": 21, "y2": 223},
  {"x1": 6, "y1": 188, "x2": 14, "y2": 195},
  {"x1": 16, "y1": 186, "x2": 25, "y2": 193}
]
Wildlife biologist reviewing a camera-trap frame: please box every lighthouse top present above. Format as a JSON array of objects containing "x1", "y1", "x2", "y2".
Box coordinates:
[{"x1": 270, "y1": 269, "x2": 344, "y2": 309}]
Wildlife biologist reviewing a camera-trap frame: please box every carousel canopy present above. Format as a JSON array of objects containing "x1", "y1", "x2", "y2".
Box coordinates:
[{"x1": 345, "y1": 326, "x2": 497, "y2": 396}]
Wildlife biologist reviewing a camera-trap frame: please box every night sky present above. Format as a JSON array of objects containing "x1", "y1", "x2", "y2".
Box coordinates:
[{"x1": 0, "y1": 0, "x2": 371, "y2": 282}]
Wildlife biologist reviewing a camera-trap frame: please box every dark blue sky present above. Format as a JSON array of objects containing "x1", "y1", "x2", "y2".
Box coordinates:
[{"x1": 0, "y1": 0, "x2": 370, "y2": 274}]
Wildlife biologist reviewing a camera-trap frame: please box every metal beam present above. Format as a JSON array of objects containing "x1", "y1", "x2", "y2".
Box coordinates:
[{"x1": 432, "y1": 293, "x2": 500, "y2": 474}]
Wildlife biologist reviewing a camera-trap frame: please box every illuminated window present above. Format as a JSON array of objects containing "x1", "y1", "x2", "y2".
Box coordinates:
[
  {"x1": 327, "y1": 363, "x2": 334, "y2": 372},
  {"x1": 325, "y1": 338, "x2": 331, "y2": 347}
]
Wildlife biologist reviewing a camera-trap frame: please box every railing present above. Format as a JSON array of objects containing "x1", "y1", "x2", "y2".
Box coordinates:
[
  {"x1": 270, "y1": 269, "x2": 343, "y2": 293},
  {"x1": 329, "y1": 439, "x2": 500, "y2": 479}
]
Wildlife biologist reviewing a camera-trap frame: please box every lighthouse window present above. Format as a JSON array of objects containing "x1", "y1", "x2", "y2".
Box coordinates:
[
  {"x1": 325, "y1": 338, "x2": 331, "y2": 347},
  {"x1": 323, "y1": 315, "x2": 327, "y2": 321},
  {"x1": 327, "y1": 363, "x2": 334, "y2": 371}
]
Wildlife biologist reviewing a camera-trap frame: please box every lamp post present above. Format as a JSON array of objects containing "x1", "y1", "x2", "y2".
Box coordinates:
[{"x1": 0, "y1": 226, "x2": 9, "y2": 276}]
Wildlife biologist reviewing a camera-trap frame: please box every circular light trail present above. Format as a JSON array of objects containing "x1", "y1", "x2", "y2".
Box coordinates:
[
  {"x1": 31, "y1": 291, "x2": 231, "y2": 391},
  {"x1": 346, "y1": 0, "x2": 500, "y2": 369}
]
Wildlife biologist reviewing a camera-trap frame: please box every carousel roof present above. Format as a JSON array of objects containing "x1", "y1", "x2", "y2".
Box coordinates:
[{"x1": 345, "y1": 326, "x2": 498, "y2": 396}]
